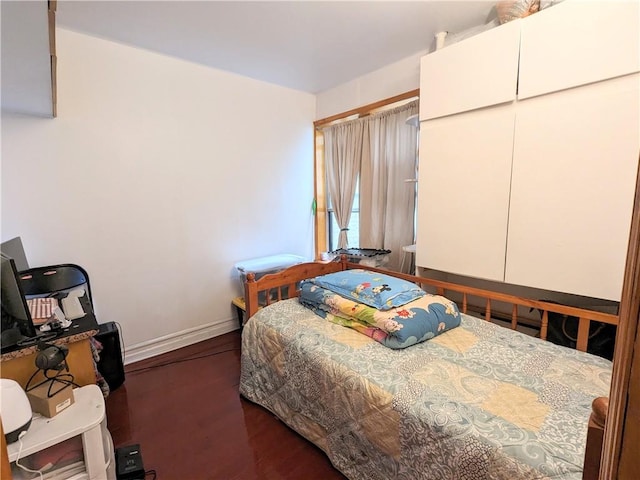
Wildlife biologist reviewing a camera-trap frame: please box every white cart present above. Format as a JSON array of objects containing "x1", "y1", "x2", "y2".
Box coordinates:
[{"x1": 7, "y1": 385, "x2": 115, "y2": 480}]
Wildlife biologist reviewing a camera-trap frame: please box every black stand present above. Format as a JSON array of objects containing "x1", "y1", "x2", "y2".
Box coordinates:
[{"x1": 25, "y1": 360, "x2": 79, "y2": 398}]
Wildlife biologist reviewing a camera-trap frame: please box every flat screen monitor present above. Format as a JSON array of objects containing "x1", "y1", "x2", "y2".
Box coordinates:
[{"x1": 1, "y1": 252, "x2": 37, "y2": 351}]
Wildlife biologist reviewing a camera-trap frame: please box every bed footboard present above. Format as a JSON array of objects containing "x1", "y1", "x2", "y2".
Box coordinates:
[{"x1": 583, "y1": 397, "x2": 608, "y2": 480}]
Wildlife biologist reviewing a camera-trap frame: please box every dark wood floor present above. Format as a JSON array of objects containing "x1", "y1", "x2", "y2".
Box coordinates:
[{"x1": 105, "y1": 331, "x2": 347, "y2": 480}]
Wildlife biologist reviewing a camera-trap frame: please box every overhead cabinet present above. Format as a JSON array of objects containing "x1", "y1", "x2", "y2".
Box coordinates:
[
  {"x1": 517, "y1": 0, "x2": 640, "y2": 100},
  {"x1": 419, "y1": 20, "x2": 520, "y2": 121},
  {"x1": 416, "y1": 0, "x2": 640, "y2": 301}
]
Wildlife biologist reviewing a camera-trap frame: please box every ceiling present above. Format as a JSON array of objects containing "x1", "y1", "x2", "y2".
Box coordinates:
[{"x1": 55, "y1": 1, "x2": 498, "y2": 94}]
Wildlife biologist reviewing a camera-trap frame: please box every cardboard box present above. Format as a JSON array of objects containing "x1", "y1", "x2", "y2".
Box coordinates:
[{"x1": 27, "y1": 382, "x2": 74, "y2": 417}]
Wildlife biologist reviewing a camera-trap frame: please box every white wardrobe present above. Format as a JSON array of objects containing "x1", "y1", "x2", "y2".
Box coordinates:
[{"x1": 416, "y1": 0, "x2": 640, "y2": 301}]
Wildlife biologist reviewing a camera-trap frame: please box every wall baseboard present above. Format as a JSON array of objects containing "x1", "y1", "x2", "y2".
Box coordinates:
[{"x1": 123, "y1": 318, "x2": 239, "y2": 365}]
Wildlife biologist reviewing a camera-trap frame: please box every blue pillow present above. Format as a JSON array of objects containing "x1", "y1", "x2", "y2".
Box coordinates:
[{"x1": 307, "y1": 269, "x2": 425, "y2": 310}]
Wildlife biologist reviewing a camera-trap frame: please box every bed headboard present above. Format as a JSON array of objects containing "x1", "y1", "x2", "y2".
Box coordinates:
[{"x1": 244, "y1": 256, "x2": 348, "y2": 318}]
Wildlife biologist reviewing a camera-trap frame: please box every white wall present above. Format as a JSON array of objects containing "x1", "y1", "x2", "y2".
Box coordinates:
[
  {"x1": 1, "y1": 28, "x2": 316, "y2": 361},
  {"x1": 315, "y1": 50, "x2": 424, "y2": 120}
]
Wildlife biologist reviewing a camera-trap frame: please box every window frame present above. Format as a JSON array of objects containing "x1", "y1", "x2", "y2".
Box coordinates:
[{"x1": 313, "y1": 89, "x2": 419, "y2": 258}]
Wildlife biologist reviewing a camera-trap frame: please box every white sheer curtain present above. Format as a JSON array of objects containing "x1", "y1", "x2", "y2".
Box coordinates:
[
  {"x1": 360, "y1": 100, "x2": 419, "y2": 271},
  {"x1": 323, "y1": 121, "x2": 365, "y2": 249}
]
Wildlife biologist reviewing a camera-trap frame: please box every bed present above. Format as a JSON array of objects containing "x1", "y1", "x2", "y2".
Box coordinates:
[{"x1": 239, "y1": 258, "x2": 616, "y2": 480}]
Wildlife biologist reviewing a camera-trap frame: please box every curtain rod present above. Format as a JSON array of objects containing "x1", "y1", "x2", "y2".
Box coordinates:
[{"x1": 314, "y1": 89, "x2": 419, "y2": 129}]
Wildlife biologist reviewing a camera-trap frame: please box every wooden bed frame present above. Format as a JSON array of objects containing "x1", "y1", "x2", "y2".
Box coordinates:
[{"x1": 244, "y1": 257, "x2": 618, "y2": 479}]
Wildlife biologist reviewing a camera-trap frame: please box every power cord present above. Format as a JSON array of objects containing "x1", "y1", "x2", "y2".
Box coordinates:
[
  {"x1": 145, "y1": 469, "x2": 157, "y2": 479},
  {"x1": 15, "y1": 431, "x2": 44, "y2": 480},
  {"x1": 125, "y1": 346, "x2": 240, "y2": 375},
  {"x1": 114, "y1": 321, "x2": 126, "y2": 363},
  {"x1": 110, "y1": 321, "x2": 238, "y2": 376}
]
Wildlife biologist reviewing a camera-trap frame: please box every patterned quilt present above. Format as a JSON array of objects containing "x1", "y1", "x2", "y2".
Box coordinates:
[
  {"x1": 239, "y1": 299, "x2": 612, "y2": 480},
  {"x1": 299, "y1": 281, "x2": 461, "y2": 349}
]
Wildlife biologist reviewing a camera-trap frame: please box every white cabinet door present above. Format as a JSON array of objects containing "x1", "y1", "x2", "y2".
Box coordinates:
[
  {"x1": 416, "y1": 105, "x2": 515, "y2": 281},
  {"x1": 506, "y1": 74, "x2": 640, "y2": 300},
  {"x1": 518, "y1": 0, "x2": 640, "y2": 100},
  {"x1": 419, "y1": 20, "x2": 520, "y2": 121}
]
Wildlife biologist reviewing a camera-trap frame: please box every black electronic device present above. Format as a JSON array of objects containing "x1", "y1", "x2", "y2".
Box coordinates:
[
  {"x1": 546, "y1": 312, "x2": 616, "y2": 360},
  {"x1": 25, "y1": 343, "x2": 77, "y2": 398},
  {"x1": 116, "y1": 444, "x2": 145, "y2": 480},
  {"x1": 95, "y1": 321, "x2": 125, "y2": 391},
  {"x1": 35, "y1": 344, "x2": 69, "y2": 370},
  {"x1": 1, "y1": 253, "x2": 37, "y2": 351}
]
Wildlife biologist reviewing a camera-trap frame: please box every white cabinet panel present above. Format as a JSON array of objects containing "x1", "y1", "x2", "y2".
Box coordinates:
[
  {"x1": 416, "y1": 106, "x2": 515, "y2": 281},
  {"x1": 506, "y1": 74, "x2": 640, "y2": 300},
  {"x1": 419, "y1": 20, "x2": 520, "y2": 121},
  {"x1": 519, "y1": 0, "x2": 640, "y2": 100},
  {"x1": 416, "y1": 2, "x2": 639, "y2": 298}
]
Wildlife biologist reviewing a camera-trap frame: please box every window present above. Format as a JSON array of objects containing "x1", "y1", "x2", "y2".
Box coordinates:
[
  {"x1": 327, "y1": 181, "x2": 359, "y2": 251},
  {"x1": 313, "y1": 89, "x2": 419, "y2": 259}
]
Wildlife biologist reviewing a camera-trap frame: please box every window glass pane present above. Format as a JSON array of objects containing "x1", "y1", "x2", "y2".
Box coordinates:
[
  {"x1": 329, "y1": 211, "x2": 359, "y2": 251},
  {"x1": 328, "y1": 182, "x2": 359, "y2": 251}
]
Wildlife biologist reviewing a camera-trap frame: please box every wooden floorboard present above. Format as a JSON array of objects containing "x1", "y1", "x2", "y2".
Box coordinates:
[{"x1": 105, "y1": 331, "x2": 347, "y2": 480}]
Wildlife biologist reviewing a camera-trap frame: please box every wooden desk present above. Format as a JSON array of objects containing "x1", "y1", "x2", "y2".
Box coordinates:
[
  {"x1": 232, "y1": 296, "x2": 247, "y2": 328},
  {"x1": 1, "y1": 422, "x2": 10, "y2": 480},
  {"x1": 0, "y1": 299, "x2": 100, "y2": 480},
  {"x1": 1, "y1": 337, "x2": 97, "y2": 388},
  {"x1": 0, "y1": 309, "x2": 99, "y2": 389},
  {"x1": 233, "y1": 296, "x2": 265, "y2": 328}
]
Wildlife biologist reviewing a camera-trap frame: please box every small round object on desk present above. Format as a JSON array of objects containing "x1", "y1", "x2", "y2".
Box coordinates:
[{"x1": 0, "y1": 378, "x2": 32, "y2": 443}]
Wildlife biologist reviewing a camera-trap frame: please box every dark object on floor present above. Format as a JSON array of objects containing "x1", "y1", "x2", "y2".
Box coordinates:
[
  {"x1": 546, "y1": 310, "x2": 617, "y2": 360},
  {"x1": 96, "y1": 322, "x2": 125, "y2": 391},
  {"x1": 116, "y1": 444, "x2": 145, "y2": 480}
]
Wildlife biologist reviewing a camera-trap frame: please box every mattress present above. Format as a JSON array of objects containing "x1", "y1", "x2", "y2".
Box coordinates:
[{"x1": 239, "y1": 299, "x2": 612, "y2": 480}]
